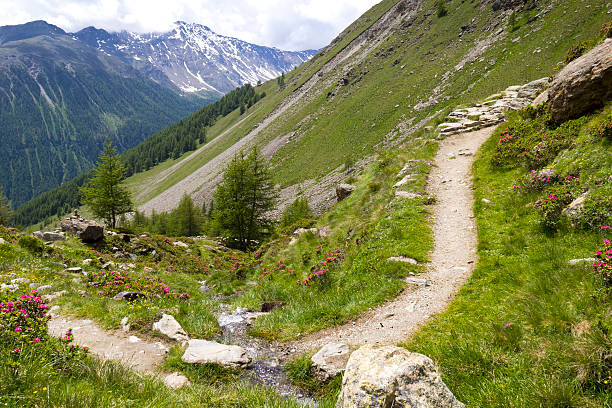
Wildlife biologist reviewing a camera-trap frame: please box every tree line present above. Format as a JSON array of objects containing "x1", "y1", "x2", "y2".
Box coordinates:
[{"x1": 14, "y1": 83, "x2": 266, "y2": 227}]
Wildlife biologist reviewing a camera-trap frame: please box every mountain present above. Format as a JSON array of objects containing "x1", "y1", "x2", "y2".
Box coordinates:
[
  {"x1": 0, "y1": 21, "x2": 206, "y2": 207},
  {"x1": 74, "y1": 22, "x2": 318, "y2": 94}
]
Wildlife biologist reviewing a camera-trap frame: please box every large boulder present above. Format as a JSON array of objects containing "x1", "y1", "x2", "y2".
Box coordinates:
[
  {"x1": 181, "y1": 339, "x2": 250, "y2": 368},
  {"x1": 336, "y1": 184, "x2": 356, "y2": 201},
  {"x1": 312, "y1": 343, "x2": 350, "y2": 379},
  {"x1": 336, "y1": 345, "x2": 465, "y2": 408},
  {"x1": 61, "y1": 215, "x2": 104, "y2": 243},
  {"x1": 549, "y1": 40, "x2": 612, "y2": 122},
  {"x1": 153, "y1": 314, "x2": 189, "y2": 342}
]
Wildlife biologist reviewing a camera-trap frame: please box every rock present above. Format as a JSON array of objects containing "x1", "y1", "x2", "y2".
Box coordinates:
[
  {"x1": 295, "y1": 227, "x2": 319, "y2": 236},
  {"x1": 65, "y1": 267, "x2": 83, "y2": 274},
  {"x1": 42, "y1": 232, "x2": 66, "y2": 242},
  {"x1": 517, "y1": 78, "x2": 549, "y2": 99},
  {"x1": 60, "y1": 216, "x2": 104, "y2": 242},
  {"x1": 482, "y1": 198, "x2": 491, "y2": 203},
  {"x1": 182, "y1": 339, "x2": 250, "y2": 368},
  {"x1": 120, "y1": 317, "x2": 130, "y2": 332},
  {"x1": 532, "y1": 89, "x2": 549, "y2": 106},
  {"x1": 163, "y1": 372, "x2": 191, "y2": 389},
  {"x1": 0, "y1": 238, "x2": 5, "y2": 244},
  {"x1": 336, "y1": 184, "x2": 356, "y2": 201},
  {"x1": 153, "y1": 314, "x2": 190, "y2": 342},
  {"x1": 82, "y1": 258, "x2": 94, "y2": 266},
  {"x1": 11, "y1": 278, "x2": 31, "y2": 284},
  {"x1": 112, "y1": 291, "x2": 146, "y2": 302},
  {"x1": 406, "y1": 277, "x2": 429, "y2": 287},
  {"x1": 563, "y1": 191, "x2": 588, "y2": 222},
  {"x1": 0, "y1": 284, "x2": 19, "y2": 292},
  {"x1": 143, "y1": 266, "x2": 154, "y2": 273},
  {"x1": 128, "y1": 336, "x2": 141, "y2": 343},
  {"x1": 569, "y1": 258, "x2": 598, "y2": 266},
  {"x1": 260, "y1": 301, "x2": 286, "y2": 313},
  {"x1": 102, "y1": 262, "x2": 115, "y2": 270},
  {"x1": 395, "y1": 191, "x2": 422, "y2": 199},
  {"x1": 173, "y1": 241, "x2": 189, "y2": 248},
  {"x1": 336, "y1": 345, "x2": 465, "y2": 408},
  {"x1": 312, "y1": 343, "x2": 350, "y2": 379},
  {"x1": 318, "y1": 226, "x2": 332, "y2": 237},
  {"x1": 393, "y1": 174, "x2": 417, "y2": 189},
  {"x1": 387, "y1": 256, "x2": 418, "y2": 265},
  {"x1": 32, "y1": 231, "x2": 44, "y2": 240},
  {"x1": 35, "y1": 285, "x2": 53, "y2": 292},
  {"x1": 549, "y1": 40, "x2": 612, "y2": 122}
]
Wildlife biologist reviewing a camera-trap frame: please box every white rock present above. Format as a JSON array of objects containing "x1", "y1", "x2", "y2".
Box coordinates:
[
  {"x1": 0, "y1": 284, "x2": 19, "y2": 292},
  {"x1": 182, "y1": 339, "x2": 250, "y2": 368},
  {"x1": 65, "y1": 267, "x2": 83, "y2": 273},
  {"x1": 405, "y1": 277, "x2": 429, "y2": 287},
  {"x1": 153, "y1": 314, "x2": 189, "y2": 342},
  {"x1": 568, "y1": 258, "x2": 598, "y2": 266},
  {"x1": 336, "y1": 345, "x2": 465, "y2": 408},
  {"x1": 120, "y1": 317, "x2": 130, "y2": 332},
  {"x1": 481, "y1": 198, "x2": 491, "y2": 203},
  {"x1": 0, "y1": 238, "x2": 6, "y2": 244},
  {"x1": 128, "y1": 336, "x2": 141, "y2": 343},
  {"x1": 163, "y1": 372, "x2": 191, "y2": 389},
  {"x1": 312, "y1": 343, "x2": 350, "y2": 379},
  {"x1": 173, "y1": 241, "x2": 189, "y2": 248},
  {"x1": 82, "y1": 259, "x2": 94, "y2": 266},
  {"x1": 387, "y1": 256, "x2": 418, "y2": 265}
]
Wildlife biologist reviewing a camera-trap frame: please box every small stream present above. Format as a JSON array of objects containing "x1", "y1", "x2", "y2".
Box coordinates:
[{"x1": 215, "y1": 305, "x2": 316, "y2": 406}]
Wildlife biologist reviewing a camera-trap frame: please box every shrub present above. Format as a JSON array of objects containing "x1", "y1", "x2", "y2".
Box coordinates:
[
  {"x1": 17, "y1": 236, "x2": 45, "y2": 255},
  {"x1": 564, "y1": 41, "x2": 588, "y2": 63},
  {"x1": 88, "y1": 270, "x2": 188, "y2": 300},
  {"x1": 517, "y1": 169, "x2": 557, "y2": 192},
  {"x1": 534, "y1": 177, "x2": 579, "y2": 229},
  {"x1": 436, "y1": 0, "x2": 447, "y2": 17},
  {"x1": 298, "y1": 249, "x2": 345, "y2": 286},
  {"x1": 572, "y1": 185, "x2": 612, "y2": 230},
  {"x1": 600, "y1": 20, "x2": 612, "y2": 38},
  {"x1": 588, "y1": 117, "x2": 612, "y2": 140},
  {"x1": 281, "y1": 197, "x2": 313, "y2": 227}
]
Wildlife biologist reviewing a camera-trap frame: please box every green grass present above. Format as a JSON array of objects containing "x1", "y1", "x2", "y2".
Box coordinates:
[
  {"x1": 284, "y1": 351, "x2": 342, "y2": 400},
  {"x1": 401, "y1": 109, "x2": 612, "y2": 407}
]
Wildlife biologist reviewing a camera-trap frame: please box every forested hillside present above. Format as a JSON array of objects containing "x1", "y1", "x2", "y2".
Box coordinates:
[{"x1": 0, "y1": 31, "x2": 207, "y2": 207}]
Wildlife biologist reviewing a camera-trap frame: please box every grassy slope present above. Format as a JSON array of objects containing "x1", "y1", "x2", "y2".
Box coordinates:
[
  {"x1": 126, "y1": 0, "x2": 610, "y2": 210},
  {"x1": 402, "y1": 107, "x2": 612, "y2": 407}
]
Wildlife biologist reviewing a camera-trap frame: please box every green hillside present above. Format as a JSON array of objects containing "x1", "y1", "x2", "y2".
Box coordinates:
[{"x1": 0, "y1": 34, "x2": 208, "y2": 208}]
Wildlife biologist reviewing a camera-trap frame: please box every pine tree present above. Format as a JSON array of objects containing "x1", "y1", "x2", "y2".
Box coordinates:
[
  {"x1": 213, "y1": 147, "x2": 277, "y2": 249},
  {"x1": 80, "y1": 141, "x2": 133, "y2": 229},
  {"x1": 0, "y1": 186, "x2": 13, "y2": 226},
  {"x1": 277, "y1": 72, "x2": 285, "y2": 88},
  {"x1": 281, "y1": 197, "x2": 313, "y2": 227}
]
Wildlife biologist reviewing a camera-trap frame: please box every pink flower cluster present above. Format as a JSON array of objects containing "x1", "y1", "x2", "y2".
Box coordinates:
[
  {"x1": 0, "y1": 291, "x2": 50, "y2": 347},
  {"x1": 593, "y1": 237, "x2": 612, "y2": 286},
  {"x1": 89, "y1": 270, "x2": 186, "y2": 300},
  {"x1": 298, "y1": 249, "x2": 345, "y2": 286},
  {"x1": 259, "y1": 260, "x2": 294, "y2": 280}
]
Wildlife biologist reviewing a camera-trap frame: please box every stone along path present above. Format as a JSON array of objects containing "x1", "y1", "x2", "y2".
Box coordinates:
[{"x1": 287, "y1": 126, "x2": 494, "y2": 354}]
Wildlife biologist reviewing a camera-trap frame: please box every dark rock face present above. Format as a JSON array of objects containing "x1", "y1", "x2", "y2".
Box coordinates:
[
  {"x1": 336, "y1": 184, "x2": 356, "y2": 201},
  {"x1": 549, "y1": 40, "x2": 612, "y2": 122},
  {"x1": 260, "y1": 301, "x2": 286, "y2": 313},
  {"x1": 60, "y1": 215, "x2": 104, "y2": 243}
]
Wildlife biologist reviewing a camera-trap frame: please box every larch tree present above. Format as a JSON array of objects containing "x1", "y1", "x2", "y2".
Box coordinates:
[
  {"x1": 0, "y1": 186, "x2": 13, "y2": 226},
  {"x1": 80, "y1": 141, "x2": 133, "y2": 229},
  {"x1": 213, "y1": 147, "x2": 277, "y2": 250}
]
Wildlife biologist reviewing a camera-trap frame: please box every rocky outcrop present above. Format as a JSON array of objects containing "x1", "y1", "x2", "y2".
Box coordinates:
[
  {"x1": 563, "y1": 191, "x2": 588, "y2": 224},
  {"x1": 181, "y1": 339, "x2": 250, "y2": 368},
  {"x1": 33, "y1": 231, "x2": 66, "y2": 242},
  {"x1": 336, "y1": 345, "x2": 465, "y2": 408},
  {"x1": 336, "y1": 184, "x2": 356, "y2": 201},
  {"x1": 437, "y1": 78, "x2": 548, "y2": 137},
  {"x1": 153, "y1": 314, "x2": 189, "y2": 342},
  {"x1": 312, "y1": 343, "x2": 350, "y2": 379},
  {"x1": 549, "y1": 40, "x2": 612, "y2": 122},
  {"x1": 60, "y1": 213, "x2": 104, "y2": 243}
]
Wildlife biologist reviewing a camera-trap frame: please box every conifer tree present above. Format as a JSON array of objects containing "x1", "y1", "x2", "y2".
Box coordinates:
[
  {"x1": 80, "y1": 141, "x2": 133, "y2": 229},
  {"x1": 213, "y1": 147, "x2": 277, "y2": 249},
  {"x1": 0, "y1": 186, "x2": 13, "y2": 226},
  {"x1": 174, "y1": 194, "x2": 203, "y2": 236},
  {"x1": 281, "y1": 197, "x2": 313, "y2": 227}
]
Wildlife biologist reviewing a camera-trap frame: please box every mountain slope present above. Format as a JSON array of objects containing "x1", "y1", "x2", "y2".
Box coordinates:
[
  {"x1": 0, "y1": 27, "x2": 205, "y2": 207},
  {"x1": 124, "y1": 0, "x2": 610, "y2": 216},
  {"x1": 74, "y1": 22, "x2": 318, "y2": 94}
]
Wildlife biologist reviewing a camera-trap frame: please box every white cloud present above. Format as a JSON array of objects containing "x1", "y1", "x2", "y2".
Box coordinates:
[{"x1": 0, "y1": 0, "x2": 381, "y2": 50}]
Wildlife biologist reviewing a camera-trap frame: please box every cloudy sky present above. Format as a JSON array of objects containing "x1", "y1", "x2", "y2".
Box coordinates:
[{"x1": 0, "y1": 0, "x2": 380, "y2": 50}]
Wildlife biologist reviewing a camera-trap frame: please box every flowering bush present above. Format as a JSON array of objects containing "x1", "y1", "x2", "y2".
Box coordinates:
[
  {"x1": 298, "y1": 249, "x2": 345, "y2": 286},
  {"x1": 517, "y1": 169, "x2": 557, "y2": 192},
  {"x1": 88, "y1": 270, "x2": 188, "y2": 301},
  {"x1": 593, "y1": 237, "x2": 612, "y2": 286},
  {"x1": 0, "y1": 291, "x2": 87, "y2": 371},
  {"x1": 600, "y1": 20, "x2": 612, "y2": 38},
  {"x1": 589, "y1": 117, "x2": 612, "y2": 140},
  {"x1": 564, "y1": 41, "x2": 588, "y2": 63},
  {"x1": 259, "y1": 260, "x2": 294, "y2": 280},
  {"x1": 534, "y1": 176, "x2": 579, "y2": 229},
  {"x1": 571, "y1": 185, "x2": 612, "y2": 230}
]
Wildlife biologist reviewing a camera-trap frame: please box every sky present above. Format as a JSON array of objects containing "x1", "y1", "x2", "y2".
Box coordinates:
[{"x1": 0, "y1": 0, "x2": 381, "y2": 50}]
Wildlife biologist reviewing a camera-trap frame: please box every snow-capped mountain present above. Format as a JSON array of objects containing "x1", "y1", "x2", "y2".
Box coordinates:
[{"x1": 75, "y1": 22, "x2": 318, "y2": 95}]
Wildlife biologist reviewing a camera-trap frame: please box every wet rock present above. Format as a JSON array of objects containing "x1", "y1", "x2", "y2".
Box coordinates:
[
  {"x1": 153, "y1": 314, "x2": 190, "y2": 342},
  {"x1": 61, "y1": 216, "x2": 104, "y2": 243},
  {"x1": 336, "y1": 184, "x2": 356, "y2": 201},
  {"x1": 182, "y1": 339, "x2": 250, "y2": 368},
  {"x1": 387, "y1": 256, "x2": 418, "y2": 265},
  {"x1": 312, "y1": 343, "x2": 350, "y2": 379},
  {"x1": 113, "y1": 291, "x2": 146, "y2": 302},
  {"x1": 164, "y1": 372, "x2": 191, "y2": 389},
  {"x1": 549, "y1": 40, "x2": 612, "y2": 122},
  {"x1": 336, "y1": 345, "x2": 465, "y2": 408},
  {"x1": 260, "y1": 301, "x2": 286, "y2": 313}
]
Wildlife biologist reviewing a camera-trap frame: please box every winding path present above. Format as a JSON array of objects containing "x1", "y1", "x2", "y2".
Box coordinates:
[{"x1": 286, "y1": 127, "x2": 494, "y2": 353}]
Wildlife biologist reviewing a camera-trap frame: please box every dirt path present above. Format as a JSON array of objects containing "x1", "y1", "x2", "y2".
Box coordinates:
[
  {"x1": 48, "y1": 315, "x2": 169, "y2": 373},
  {"x1": 286, "y1": 127, "x2": 494, "y2": 353}
]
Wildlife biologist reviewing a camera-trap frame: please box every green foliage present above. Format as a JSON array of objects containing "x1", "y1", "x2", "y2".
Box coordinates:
[
  {"x1": 565, "y1": 41, "x2": 589, "y2": 63},
  {"x1": 173, "y1": 194, "x2": 204, "y2": 237},
  {"x1": 436, "y1": 0, "x2": 448, "y2": 17},
  {"x1": 572, "y1": 184, "x2": 612, "y2": 230},
  {"x1": 0, "y1": 187, "x2": 12, "y2": 226},
  {"x1": 508, "y1": 11, "x2": 519, "y2": 32},
  {"x1": 285, "y1": 352, "x2": 342, "y2": 398},
  {"x1": 277, "y1": 72, "x2": 285, "y2": 88},
  {"x1": 17, "y1": 236, "x2": 45, "y2": 255},
  {"x1": 213, "y1": 148, "x2": 278, "y2": 250},
  {"x1": 534, "y1": 177, "x2": 579, "y2": 229},
  {"x1": 280, "y1": 197, "x2": 313, "y2": 227},
  {"x1": 80, "y1": 141, "x2": 133, "y2": 229}
]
